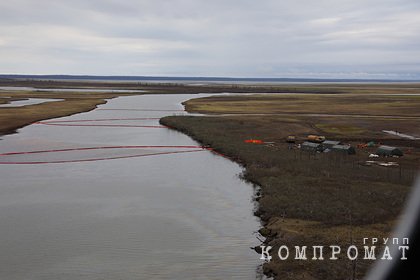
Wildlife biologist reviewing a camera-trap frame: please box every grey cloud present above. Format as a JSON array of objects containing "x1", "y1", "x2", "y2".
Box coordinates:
[{"x1": 0, "y1": 0, "x2": 419, "y2": 78}]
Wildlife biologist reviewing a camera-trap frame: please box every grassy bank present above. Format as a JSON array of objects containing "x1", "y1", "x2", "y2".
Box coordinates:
[
  {"x1": 160, "y1": 92, "x2": 419, "y2": 279},
  {"x1": 0, "y1": 90, "x2": 135, "y2": 136}
]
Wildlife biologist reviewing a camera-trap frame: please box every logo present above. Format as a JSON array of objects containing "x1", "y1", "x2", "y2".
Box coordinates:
[{"x1": 259, "y1": 237, "x2": 409, "y2": 261}]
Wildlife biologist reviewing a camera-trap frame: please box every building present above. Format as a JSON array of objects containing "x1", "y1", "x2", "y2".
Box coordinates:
[
  {"x1": 322, "y1": 140, "x2": 342, "y2": 149},
  {"x1": 331, "y1": 144, "x2": 356, "y2": 155},
  {"x1": 376, "y1": 145, "x2": 403, "y2": 157},
  {"x1": 301, "y1": 141, "x2": 323, "y2": 152}
]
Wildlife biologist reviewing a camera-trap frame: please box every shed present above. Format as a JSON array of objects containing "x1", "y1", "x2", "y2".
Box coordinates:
[
  {"x1": 376, "y1": 145, "x2": 403, "y2": 157},
  {"x1": 301, "y1": 141, "x2": 323, "y2": 152},
  {"x1": 322, "y1": 140, "x2": 342, "y2": 149},
  {"x1": 331, "y1": 145, "x2": 356, "y2": 155}
]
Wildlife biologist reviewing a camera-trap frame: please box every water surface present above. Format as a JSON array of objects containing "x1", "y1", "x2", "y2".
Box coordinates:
[{"x1": 0, "y1": 94, "x2": 261, "y2": 280}]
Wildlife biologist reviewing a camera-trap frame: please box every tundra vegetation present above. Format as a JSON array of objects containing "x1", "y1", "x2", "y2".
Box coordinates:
[{"x1": 160, "y1": 89, "x2": 420, "y2": 279}]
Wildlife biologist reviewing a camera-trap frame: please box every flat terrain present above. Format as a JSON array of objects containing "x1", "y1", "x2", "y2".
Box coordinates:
[
  {"x1": 3, "y1": 79, "x2": 418, "y2": 137},
  {"x1": 0, "y1": 79, "x2": 371, "y2": 136},
  {"x1": 184, "y1": 93, "x2": 420, "y2": 117},
  {"x1": 1, "y1": 79, "x2": 420, "y2": 279},
  {"x1": 161, "y1": 88, "x2": 420, "y2": 279}
]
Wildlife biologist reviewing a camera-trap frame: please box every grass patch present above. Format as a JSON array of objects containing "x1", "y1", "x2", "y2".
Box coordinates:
[
  {"x1": 315, "y1": 123, "x2": 366, "y2": 135},
  {"x1": 183, "y1": 94, "x2": 420, "y2": 117}
]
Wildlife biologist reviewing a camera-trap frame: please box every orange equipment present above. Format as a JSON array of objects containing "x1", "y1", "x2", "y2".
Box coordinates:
[{"x1": 244, "y1": 139, "x2": 264, "y2": 144}]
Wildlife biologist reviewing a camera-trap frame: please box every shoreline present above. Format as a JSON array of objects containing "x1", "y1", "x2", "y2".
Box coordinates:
[
  {"x1": 0, "y1": 96, "x2": 115, "y2": 137},
  {"x1": 0, "y1": 80, "x2": 359, "y2": 137},
  {"x1": 0, "y1": 79, "x2": 348, "y2": 137}
]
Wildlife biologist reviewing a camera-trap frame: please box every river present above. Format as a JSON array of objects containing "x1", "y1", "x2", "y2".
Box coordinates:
[{"x1": 0, "y1": 94, "x2": 262, "y2": 280}]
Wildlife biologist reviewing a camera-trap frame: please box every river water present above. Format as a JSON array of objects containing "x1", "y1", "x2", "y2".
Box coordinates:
[{"x1": 0, "y1": 94, "x2": 262, "y2": 280}]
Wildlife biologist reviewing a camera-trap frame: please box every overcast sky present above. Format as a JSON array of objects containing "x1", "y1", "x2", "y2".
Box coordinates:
[{"x1": 1, "y1": 0, "x2": 419, "y2": 79}]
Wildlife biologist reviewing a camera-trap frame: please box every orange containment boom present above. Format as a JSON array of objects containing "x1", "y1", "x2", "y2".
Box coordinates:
[{"x1": 244, "y1": 139, "x2": 264, "y2": 144}]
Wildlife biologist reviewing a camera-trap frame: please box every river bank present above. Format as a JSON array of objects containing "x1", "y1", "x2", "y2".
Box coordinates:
[
  {"x1": 0, "y1": 90, "x2": 131, "y2": 136},
  {"x1": 160, "y1": 92, "x2": 420, "y2": 279}
]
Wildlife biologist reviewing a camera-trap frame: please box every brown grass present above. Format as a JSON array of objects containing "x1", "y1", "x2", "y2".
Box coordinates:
[
  {"x1": 183, "y1": 94, "x2": 420, "y2": 117},
  {"x1": 0, "y1": 91, "x2": 134, "y2": 135},
  {"x1": 160, "y1": 91, "x2": 420, "y2": 280}
]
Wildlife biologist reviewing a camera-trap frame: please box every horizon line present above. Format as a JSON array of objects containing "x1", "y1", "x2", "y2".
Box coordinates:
[{"x1": 1, "y1": 74, "x2": 420, "y2": 82}]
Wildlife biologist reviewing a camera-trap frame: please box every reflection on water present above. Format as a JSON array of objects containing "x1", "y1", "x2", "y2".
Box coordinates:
[{"x1": 0, "y1": 94, "x2": 262, "y2": 280}]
